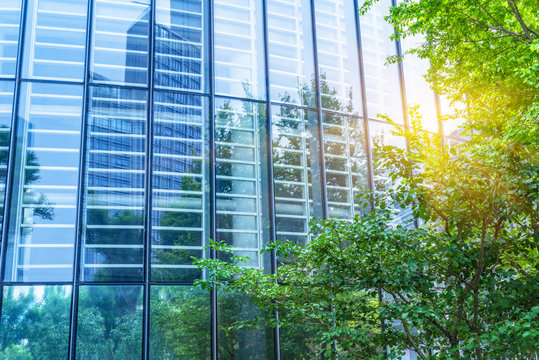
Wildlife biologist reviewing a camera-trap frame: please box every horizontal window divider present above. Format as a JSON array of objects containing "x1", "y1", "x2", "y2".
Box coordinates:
[
  {"x1": 84, "y1": 244, "x2": 143, "y2": 249},
  {"x1": 152, "y1": 226, "x2": 203, "y2": 231}
]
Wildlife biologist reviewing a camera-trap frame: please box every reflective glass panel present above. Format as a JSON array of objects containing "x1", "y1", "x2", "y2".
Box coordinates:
[
  {"x1": 150, "y1": 286, "x2": 210, "y2": 359},
  {"x1": 272, "y1": 105, "x2": 322, "y2": 248},
  {"x1": 218, "y1": 291, "x2": 274, "y2": 360},
  {"x1": 90, "y1": 0, "x2": 150, "y2": 86},
  {"x1": 0, "y1": 80, "x2": 14, "y2": 237},
  {"x1": 0, "y1": 0, "x2": 22, "y2": 78},
  {"x1": 4, "y1": 82, "x2": 82, "y2": 282},
  {"x1": 322, "y1": 112, "x2": 368, "y2": 218},
  {"x1": 154, "y1": 0, "x2": 208, "y2": 92},
  {"x1": 214, "y1": 0, "x2": 265, "y2": 99},
  {"x1": 267, "y1": 0, "x2": 315, "y2": 107},
  {"x1": 401, "y1": 35, "x2": 438, "y2": 132},
  {"x1": 76, "y1": 285, "x2": 143, "y2": 360},
  {"x1": 0, "y1": 285, "x2": 72, "y2": 360},
  {"x1": 214, "y1": 98, "x2": 269, "y2": 269},
  {"x1": 22, "y1": 0, "x2": 88, "y2": 81},
  {"x1": 360, "y1": 0, "x2": 404, "y2": 123},
  {"x1": 151, "y1": 92, "x2": 209, "y2": 282},
  {"x1": 82, "y1": 86, "x2": 147, "y2": 282},
  {"x1": 314, "y1": 0, "x2": 362, "y2": 114},
  {"x1": 369, "y1": 120, "x2": 413, "y2": 224}
]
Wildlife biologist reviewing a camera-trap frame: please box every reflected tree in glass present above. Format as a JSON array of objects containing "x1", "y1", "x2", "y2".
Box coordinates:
[
  {"x1": 0, "y1": 286, "x2": 72, "y2": 360},
  {"x1": 150, "y1": 286, "x2": 210, "y2": 359},
  {"x1": 76, "y1": 286, "x2": 143, "y2": 360}
]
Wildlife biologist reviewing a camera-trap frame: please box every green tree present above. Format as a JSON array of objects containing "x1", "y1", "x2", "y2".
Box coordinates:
[{"x1": 196, "y1": 0, "x2": 539, "y2": 357}]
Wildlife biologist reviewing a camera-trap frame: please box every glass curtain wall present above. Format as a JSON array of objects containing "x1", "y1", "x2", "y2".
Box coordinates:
[{"x1": 0, "y1": 0, "x2": 441, "y2": 359}]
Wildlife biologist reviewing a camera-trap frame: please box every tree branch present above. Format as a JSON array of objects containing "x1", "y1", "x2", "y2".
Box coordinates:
[{"x1": 506, "y1": 0, "x2": 539, "y2": 39}]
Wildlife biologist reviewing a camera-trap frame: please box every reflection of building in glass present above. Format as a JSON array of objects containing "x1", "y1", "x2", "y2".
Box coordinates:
[{"x1": 0, "y1": 0, "x2": 442, "y2": 358}]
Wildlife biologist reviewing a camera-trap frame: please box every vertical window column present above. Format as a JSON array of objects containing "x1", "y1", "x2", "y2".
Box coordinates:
[
  {"x1": 81, "y1": 86, "x2": 147, "y2": 282},
  {"x1": 5, "y1": 83, "x2": 83, "y2": 282}
]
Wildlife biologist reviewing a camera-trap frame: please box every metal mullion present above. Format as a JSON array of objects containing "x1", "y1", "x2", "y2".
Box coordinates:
[
  {"x1": 214, "y1": 94, "x2": 268, "y2": 104},
  {"x1": 309, "y1": 0, "x2": 327, "y2": 220},
  {"x1": 0, "y1": 0, "x2": 28, "y2": 323},
  {"x1": 68, "y1": 0, "x2": 94, "y2": 357},
  {"x1": 143, "y1": 0, "x2": 156, "y2": 358},
  {"x1": 208, "y1": 0, "x2": 217, "y2": 358},
  {"x1": 19, "y1": 78, "x2": 85, "y2": 86},
  {"x1": 261, "y1": 0, "x2": 280, "y2": 358},
  {"x1": 353, "y1": 0, "x2": 375, "y2": 207}
]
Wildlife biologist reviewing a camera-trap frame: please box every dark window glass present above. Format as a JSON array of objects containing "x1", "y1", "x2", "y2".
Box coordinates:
[
  {"x1": 322, "y1": 112, "x2": 368, "y2": 218},
  {"x1": 0, "y1": 285, "x2": 72, "y2": 360},
  {"x1": 5, "y1": 82, "x2": 83, "y2": 282},
  {"x1": 151, "y1": 92, "x2": 209, "y2": 282},
  {"x1": 82, "y1": 86, "x2": 147, "y2": 282},
  {"x1": 272, "y1": 105, "x2": 322, "y2": 249},
  {"x1": 150, "y1": 286, "x2": 210, "y2": 359},
  {"x1": 214, "y1": 98, "x2": 270, "y2": 270},
  {"x1": 90, "y1": 0, "x2": 150, "y2": 86},
  {"x1": 76, "y1": 285, "x2": 143, "y2": 360},
  {"x1": 314, "y1": 0, "x2": 362, "y2": 114},
  {"x1": 154, "y1": 0, "x2": 208, "y2": 92},
  {"x1": 360, "y1": 0, "x2": 404, "y2": 123},
  {"x1": 0, "y1": 80, "x2": 14, "y2": 237},
  {"x1": 214, "y1": 0, "x2": 266, "y2": 99},
  {"x1": 0, "y1": 0, "x2": 22, "y2": 78},
  {"x1": 218, "y1": 291, "x2": 274, "y2": 360},
  {"x1": 267, "y1": 0, "x2": 315, "y2": 107},
  {"x1": 22, "y1": 0, "x2": 88, "y2": 81}
]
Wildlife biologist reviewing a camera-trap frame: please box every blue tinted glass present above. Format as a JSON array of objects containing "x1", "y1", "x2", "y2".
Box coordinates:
[
  {"x1": 218, "y1": 291, "x2": 274, "y2": 359},
  {"x1": 76, "y1": 285, "x2": 143, "y2": 360},
  {"x1": 401, "y1": 36, "x2": 438, "y2": 132},
  {"x1": 150, "y1": 286, "x2": 210, "y2": 359},
  {"x1": 90, "y1": 0, "x2": 150, "y2": 86},
  {"x1": 154, "y1": 0, "x2": 208, "y2": 92},
  {"x1": 22, "y1": 0, "x2": 88, "y2": 81},
  {"x1": 214, "y1": 0, "x2": 266, "y2": 100},
  {"x1": 151, "y1": 92, "x2": 209, "y2": 282},
  {"x1": 82, "y1": 86, "x2": 147, "y2": 282},
  {"x1": 0, "y1": 80, "x2": 14, "y2": 238},
  {"x1": 314, "y1": 0, "x2": 362, "y2": 114},
  {"x1": 0, "y1": 0, "x2": 22, "y2": 78},
  {"x1": 271, "y1": 105, "x2": 322, "y2": 249},
  {"x1": 360, "y1": 0, "x2": 404, "y2": 123},
  {"x1": 4, "y1": 82, "x2": 82, "y2": 282},
  {"x1": 267, "y1": 0, "x2": 315, "y2": 107},
  {"x1": 214, "y1": 98, "x2": 269, "y2": 269},
  {"x1": 0, "y1": 285, "x2": 72, "y2": 360},
  {"x1": 322, "y1": 112, "x2": 368, "y2": 218}
]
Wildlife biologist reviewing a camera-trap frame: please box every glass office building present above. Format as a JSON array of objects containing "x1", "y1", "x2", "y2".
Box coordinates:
[{"x1": 0, "y1": 0, "x2": 454, "y2": 359}]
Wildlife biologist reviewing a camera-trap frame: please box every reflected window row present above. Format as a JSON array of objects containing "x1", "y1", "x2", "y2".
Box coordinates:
[{"x1": 0, "y1": 284, "x2": 274, "y2": 360}]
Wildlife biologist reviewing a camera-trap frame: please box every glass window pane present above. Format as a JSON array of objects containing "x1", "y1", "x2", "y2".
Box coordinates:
[
  {"x1": 154, "y1": 0, "x2": 208, "y2": 92},
  {"x1": 322, "y1": 112, "x2": 368, "y2": 218},
  {"x1": 0, "y1": 80, "x2": 14, "y2": 237},
  {"x1": 267, "y1": 0, "x2": 315, "y2": 107},
  {"x1": 90, "y1": 0, "x2": 150, "y2": 86},
  {"x1": 215, "y1": 98, "x2": 270, "y2": 270},
  {"x1": 151, "y1": 92, "x2": 209, "y2": 282},
  {"x1": 314, "y1": 0, "x2": 362, "y2": 114},
  {"x1": 272, "y1": 105, "x2": 322, "y2": 249},
  {"x1": 150, "y1": 286, "x2": 210, "y2": 359},
  {"x1": 401, "y1": 35, "x2": 438, "y2": 132},
  {"x1": 218, "y1": 291, "x2": 274, "y2": 360},
  {"x1": 0, "y1": 0, "x2": 22, "y2": 78},
  {"x1": 4, "y1": 82, "x2": 83, "y2": 282},
  {"x1": 0, "y1": 285, "x2": 72, "y2": 360},
  {"x1": 76, "y1": 285, "x2": 143, "y2": 360},
  {"x1": 82, "y1": 86, "x2": 147, "y2": 282},
  {"x1": 360, "y1": 0, "x2": 404, "y2": 123},
  {"x1": 214, "y1": 0, "x2": 265, "y2": 100},
  {"x1": 22, "y1": 0, "x2": 88, "y2": 81}
]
